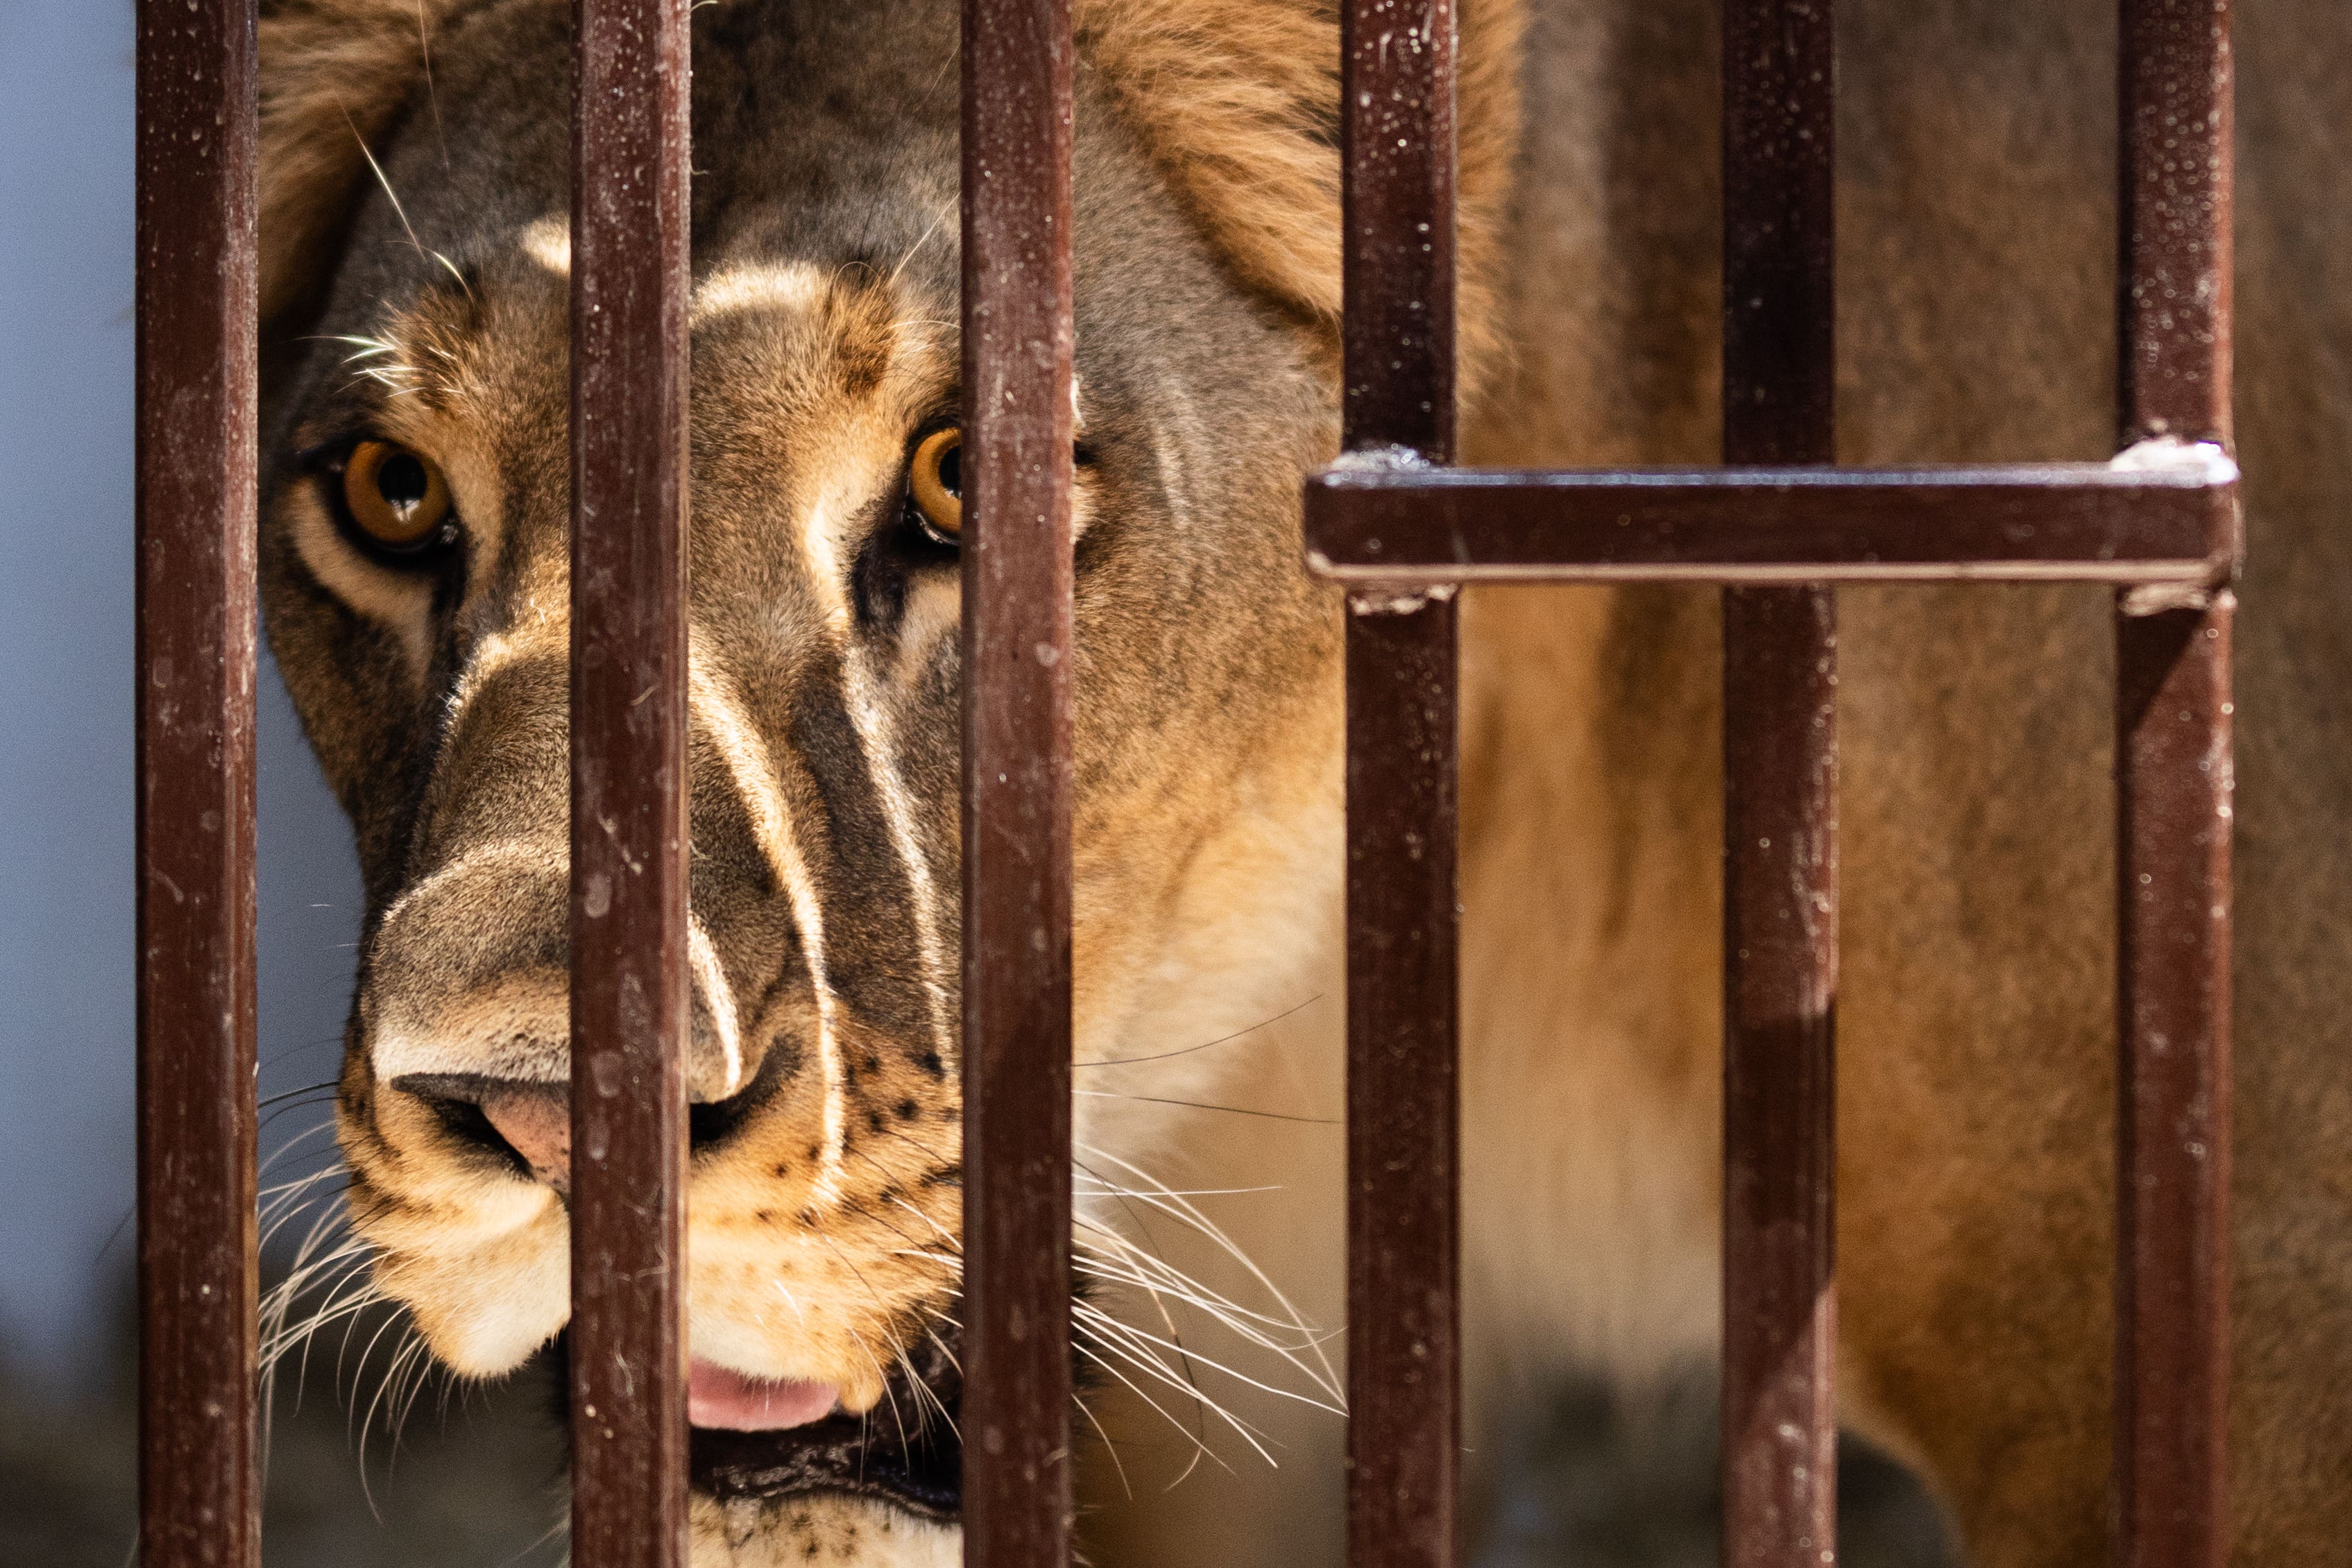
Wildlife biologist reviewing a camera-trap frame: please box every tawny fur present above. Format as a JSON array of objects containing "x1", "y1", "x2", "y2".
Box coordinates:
[
  {"x1": 251, "y1": 3, "x2": 2352, "y2": 1567},
  {"x1": 1073, "y1": 0, "x2": 1522, "y2": 375},
  {"x1": 259, "y1": 0, "x2": 472, "y2": 322}
]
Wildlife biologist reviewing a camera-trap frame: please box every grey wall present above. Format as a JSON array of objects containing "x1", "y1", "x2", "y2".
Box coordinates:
[{"x1": 0, "y1": 0, "x2": 365, "y2": 1385}]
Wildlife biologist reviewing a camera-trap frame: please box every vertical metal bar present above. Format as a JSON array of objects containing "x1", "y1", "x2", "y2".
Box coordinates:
[
  {"x1": 1721, "y1": 1, "x2": 1839, "y2": 1564},
  {"x1": 1340, "y1": 5, "x2": 1460, "y2": 1568},
  {"x1": 2115, "y1": 4, "x2": 2234, "y2": 1565},
  {"x1": 958, "y1": 1, "x2": 1076, "y2": 1564},
  {"x1": 2120, "y1": 0, "x2": 2234, "y2": 453},
  {"x1": 135, "y1": 1, "x2": 259, "y2": 1564},
  {"x1": 569, "y1": 1, "x2": 693, "y2": 1564}
]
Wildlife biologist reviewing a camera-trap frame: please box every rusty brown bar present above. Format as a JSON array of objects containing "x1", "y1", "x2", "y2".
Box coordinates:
[
  {"x1": 1720, "y1": 0, "x2": 1839, "y2": 1562},
  {"x1": 569, "y1": 1, "x2": 693, "y2": 1564},
  {"x1": 2114, "y1": 3, "x2": 2235, "y2": 1565},
  {"x1": 1339, "y1": 4, "x2": 1462, "y2": 1568},
  {"x1": 1304, "y1": 461, "x2": 2238, "y2": 585},
  {"x1": 959, "y1": 0, "x2": 1077, "y2": 1563},
  {"x1": 136, "y1": 1, "x2": 260, "y2": 1564}
]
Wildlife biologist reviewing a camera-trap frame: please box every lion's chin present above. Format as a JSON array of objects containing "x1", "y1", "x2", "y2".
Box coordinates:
[{"x1": 690, "y1": 1492, "x2": 960, "y2": 1568}]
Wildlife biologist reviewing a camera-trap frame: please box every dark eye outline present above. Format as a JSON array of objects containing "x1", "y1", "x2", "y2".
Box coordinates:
[
  {"x1": 904, "y1": 425, "x2": 963, "y2": 547},
  {"x1": 898, "y1": 425, "x2": 1102, "y2": 551},
  {"x1": 296, "y1": 436, "x2": 466, "y2": 566},
  {"x1": 854, "y1": 427, "x2": 1100, "y2": 630}
]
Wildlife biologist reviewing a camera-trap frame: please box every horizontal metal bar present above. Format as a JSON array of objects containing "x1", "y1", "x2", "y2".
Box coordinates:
[{"x1": 1304, "y1": 457, "x2": 2239, "y2": 586}]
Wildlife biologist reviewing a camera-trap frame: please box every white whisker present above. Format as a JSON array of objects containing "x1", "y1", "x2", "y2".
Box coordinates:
[
  {"x1": 343, "y1": 104, "x2": 428, "y2": 267},
  {"x1": 1068, "y1": 1337, "x2": 1230, "y2": 1476},
  {"x1": 1076, "y1": 1141, "x2": 1343, "y2": 1403},
  {"x1": 1073, "y1": 1321, "x2": 1277, "y2": 1468},
  {"x1": 1077, "y1": 1302, "x2": 1340, "y2": 1417}
]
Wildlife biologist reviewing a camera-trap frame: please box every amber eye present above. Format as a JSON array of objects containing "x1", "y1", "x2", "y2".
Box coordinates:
[
  {"x1": 341, "y1": 440, "x2": 454, "y2": 550},
  {"x1": 907, "y1": 427, "x2": 962, "y2": 544}
]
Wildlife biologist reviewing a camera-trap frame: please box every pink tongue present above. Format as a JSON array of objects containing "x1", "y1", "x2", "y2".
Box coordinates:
[{"x1": 688, "y1": 1361, "x2": 840, "y2": 1431}]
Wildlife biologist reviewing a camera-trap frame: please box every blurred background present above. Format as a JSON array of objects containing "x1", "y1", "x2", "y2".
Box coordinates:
[{"x1": 0, "y1": 4, "x2": 1949, "y2": 1564}]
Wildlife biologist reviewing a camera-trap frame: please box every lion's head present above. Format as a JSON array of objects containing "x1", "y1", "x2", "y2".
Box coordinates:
[{"x1": 256, "y1": 0, "x2": 1514, "y2": 1558}]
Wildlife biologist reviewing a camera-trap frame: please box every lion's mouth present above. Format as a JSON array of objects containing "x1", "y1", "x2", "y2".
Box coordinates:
[
  {"x1": 690, "y1": 1405, "x2": 962, "y2": 1521},
  {"x1": 547, "y1": 1331, "x2": 964, "y2": 1519},
  {"x1": 686, "y1": 1348, "x2": 962, "y2": 1518}
]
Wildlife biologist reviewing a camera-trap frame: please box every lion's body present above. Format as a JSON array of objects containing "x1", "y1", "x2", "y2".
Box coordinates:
[
  {"x1": 255, "y1": 0, "x2": 2351, "y2": 1563},
  {"x1": 1469, "y1": 4, "x2": 2352, "y2": 1558}
]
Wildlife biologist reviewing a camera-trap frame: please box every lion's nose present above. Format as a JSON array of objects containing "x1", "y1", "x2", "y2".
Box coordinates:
[
  {"x1": 398, "y1": 1064, "x2": 779, "y2": 1195},
  {"x1": 477, "y1": 1084, "x2": 572, "y2": 1194},
  {"x1": 391, "y1": 1076, "x2": 575, "y2": 1195}
]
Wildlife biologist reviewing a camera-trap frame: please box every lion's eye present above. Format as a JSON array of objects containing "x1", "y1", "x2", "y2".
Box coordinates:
[
  {"x1": 341, "y1": 440, "x2": 454, "y2": 552},
  {"x1": 907, "y1": 427, "x2": 962, "y2": 545}
]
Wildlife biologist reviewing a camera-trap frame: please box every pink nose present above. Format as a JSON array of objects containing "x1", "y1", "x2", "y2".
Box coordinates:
[{"x1": 479, "y1": 1087, "x2": 571, "y2": 1195}]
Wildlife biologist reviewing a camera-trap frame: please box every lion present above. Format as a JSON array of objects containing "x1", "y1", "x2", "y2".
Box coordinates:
[{"x1": 252, "y1": 0, "x2": 2352, "y2": 1563}]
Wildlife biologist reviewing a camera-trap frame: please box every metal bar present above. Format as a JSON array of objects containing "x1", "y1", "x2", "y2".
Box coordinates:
[
  {"x1": 1720, "y1": 586, "x2": 1839, "y2": 1568},
  {"x1": 2114, "y1": 3, "x2": 2235, "y2": 1565},
  {"x1": 1304, "y1": 462, "x2": 2238, "y2": 585},
  {"x1": 135, "y1": 1, "x2": 259, "y2": 1564},
  {"x1": 1340, "y1": 3, "x2": 1461, "y2": 1568},
  {"x1": 2115, "y1": 607, "x2": 2233, "y2": 1568},
  {"x1": 958, "y1": 0, "x2": 1076, "y2": 1563},
  {"x1": 1720, "y1": 0, "x2": 1839, "y2": 1563},
  {"x1": 1342, "y1": 600, "x2": 1461, "y2": 1568},
  {"x1": 568, "y1": 1, "x2": 693, "y2": 1564},
  {"x1": 2120, "y1": 0, "x2": 2234, "y2": 450}
]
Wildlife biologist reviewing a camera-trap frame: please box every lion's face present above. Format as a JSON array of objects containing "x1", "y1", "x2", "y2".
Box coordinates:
[{"x1": 257, "y1": 0, "x2": 1392, "y2": 1554}]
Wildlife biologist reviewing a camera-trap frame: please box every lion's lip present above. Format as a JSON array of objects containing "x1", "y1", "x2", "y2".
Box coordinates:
[
  {"x1": 687, "y1": 1361, "x2": 840, "y2": 1431},
  {"x1": 552, "y1": 1322, "x2": 962, "y2": 1517},
  {"x1": 677, "y1": 1333, "x2": 964, "y2": 1519},
  {"x1": 689, "y1": 1412, "x2": 962, "y2": 1521}
]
